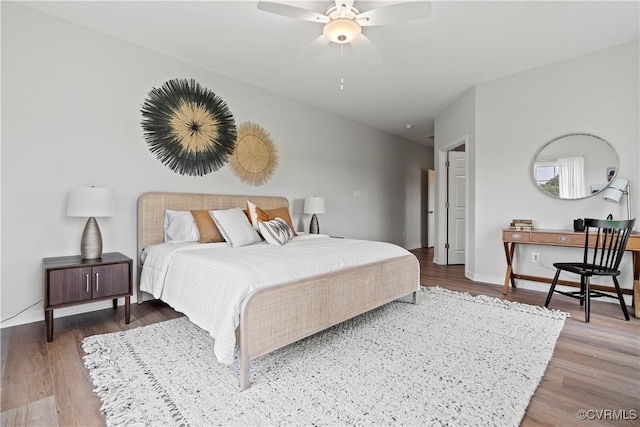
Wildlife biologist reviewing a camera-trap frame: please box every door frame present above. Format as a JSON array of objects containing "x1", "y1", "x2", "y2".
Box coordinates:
[
  {"x1": 427, "y1": 169, "x2": 435, "y2": 248},
  {"x1": 434, "y1": 135, "x2": 468, "y2": 266}
]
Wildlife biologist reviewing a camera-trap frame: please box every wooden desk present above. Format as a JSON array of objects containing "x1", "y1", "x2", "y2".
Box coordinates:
[{"x1": 502, "y1": 229, "x2": 640, "y2": 318}]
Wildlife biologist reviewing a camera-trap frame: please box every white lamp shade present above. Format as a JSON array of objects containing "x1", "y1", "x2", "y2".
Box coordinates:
[
  {"x1": 67, "y1": 187, "x2": 114, "y2": 217},
  {"x1": 602, "y1": 178, "x2": 629, "y2": 203},
  {"x1": 304, "y1": 197, "x2": 325, "y2": 214}
]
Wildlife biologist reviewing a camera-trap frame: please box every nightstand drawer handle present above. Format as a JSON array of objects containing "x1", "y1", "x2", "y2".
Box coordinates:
[
  {"x1": 86, "y1": 274, "x2": 90, "y2": 293},
  {"x1": 95, "y1": 272, "x2": 99, "y2": 292}
]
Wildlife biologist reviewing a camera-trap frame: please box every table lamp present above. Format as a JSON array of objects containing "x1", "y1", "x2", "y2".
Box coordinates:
[
  {"x1": 67, "y1": 186, "x2": 114, "y2": 259},
  {"x1": 303, "y1": 197, "x2": 325, "y2": 234},
  {"x1": 602, "y1": 178, "x2": 631, "y2": 220}
]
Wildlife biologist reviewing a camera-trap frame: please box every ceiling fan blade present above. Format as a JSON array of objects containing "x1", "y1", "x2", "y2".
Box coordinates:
[
  {"x1": 350, "y1": 34, "x2": 383, "y2": 66},
  {"x1": 357, "y1": 1, "x2": 432, "y2": 27},
  {"x1": 335, "y1": 0, "x2": 355, "y2": 17},
  {"x1": 296, "y1": 35, "x2": 331, "y2": 63},
  {"x1": 257, "y1": 1, "x2": 329, "y2": 24}
]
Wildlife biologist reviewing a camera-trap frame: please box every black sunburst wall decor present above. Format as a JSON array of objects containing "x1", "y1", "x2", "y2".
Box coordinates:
[{"x1": 141, "y1": 78, "x2": 237, "y2": 176}]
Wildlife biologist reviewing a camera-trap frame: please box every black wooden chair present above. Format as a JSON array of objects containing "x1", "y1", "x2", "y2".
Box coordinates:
[{"x1": 544, "y1": 218, "x2": 636, "y2": 322}]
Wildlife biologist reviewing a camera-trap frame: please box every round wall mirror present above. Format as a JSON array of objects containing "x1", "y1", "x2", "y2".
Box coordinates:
[{"x1": 532, "y1": 133, "x2": 618, "y2": 200}]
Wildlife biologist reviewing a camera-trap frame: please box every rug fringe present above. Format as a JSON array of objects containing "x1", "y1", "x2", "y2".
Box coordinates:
[
  {"x1": 422, "y1": 286, "x2": 571, "y2": 319},
  {"x1": 82, "y1": 336, "x2": 149, "y2": 427}
]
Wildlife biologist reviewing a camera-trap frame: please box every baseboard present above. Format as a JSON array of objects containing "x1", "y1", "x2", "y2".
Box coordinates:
[
  {"x1": 1, "y1": 294, "x2": 142, "y2": 329},
  {"x1": 469, "y1": 273, "x2": 503, "y2": 286},
  {"x1": 0, "y1": 309, "x2": 44, "y2": 329},
  {"x1": 405, "y1": 243, "x2": 428, "y2": 251},
  {"x1": 469, "y1": 274, "x2": 631, "y2": 305}
]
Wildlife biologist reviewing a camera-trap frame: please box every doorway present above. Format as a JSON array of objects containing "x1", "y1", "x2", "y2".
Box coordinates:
[{"x1": 434, "y1": 135, "x2": 468, "y2": 266}]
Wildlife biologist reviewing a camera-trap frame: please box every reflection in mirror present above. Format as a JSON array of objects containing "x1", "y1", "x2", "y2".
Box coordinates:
[{"x1": 532, "y1": 133, "x2": 618, "y2": 200}]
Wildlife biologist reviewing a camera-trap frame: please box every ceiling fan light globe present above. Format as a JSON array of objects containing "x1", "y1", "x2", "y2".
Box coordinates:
[{"x1": 323, "y1": 18, "x2": 361, "y2": 44}]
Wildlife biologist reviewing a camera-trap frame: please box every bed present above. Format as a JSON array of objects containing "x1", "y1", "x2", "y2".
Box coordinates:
[{"x1": 137, "y1": 192, "x2": 420, "y2": 390}]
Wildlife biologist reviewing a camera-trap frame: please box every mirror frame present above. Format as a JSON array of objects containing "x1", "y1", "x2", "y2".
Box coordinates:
[{"x1": 531, "y1": 133, "x2": 619, "y2": 200}]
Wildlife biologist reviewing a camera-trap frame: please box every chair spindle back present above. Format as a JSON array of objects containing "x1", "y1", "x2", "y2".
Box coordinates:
[{"x1": 582, "y1": 218, "x2": 635, "y2": 273}]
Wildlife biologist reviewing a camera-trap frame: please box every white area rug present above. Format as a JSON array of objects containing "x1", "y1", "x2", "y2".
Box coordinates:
[{"x1": 82, "y1": 287, "x2": 568, "y2": 426}]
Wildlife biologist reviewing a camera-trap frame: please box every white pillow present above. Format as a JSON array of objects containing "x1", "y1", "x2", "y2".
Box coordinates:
[
  {"x1": 258, "y1": 218, "x2": 294, "y2": 246},
  {"x1": 210, "y1": 208, "x2": 262, "y2": 247},
  {"x1": 164, "y1": 210, "x2": 199, "y2": 243}
]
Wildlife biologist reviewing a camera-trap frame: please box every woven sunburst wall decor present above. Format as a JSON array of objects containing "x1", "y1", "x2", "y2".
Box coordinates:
[
  {"x1": 229, "y1": 122, "x2": 278, "y2": 186},
  {"x1": 140, "y1": 78, "x2": 236, "y2": 176}
]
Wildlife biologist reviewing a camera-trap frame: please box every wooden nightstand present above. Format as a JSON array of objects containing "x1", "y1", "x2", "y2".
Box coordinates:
[{"x1": 43, "y1": 252, "x2": 132, "y2": 342}]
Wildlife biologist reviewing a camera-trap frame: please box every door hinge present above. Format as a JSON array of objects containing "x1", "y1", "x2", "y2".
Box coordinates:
[
  {"x1": 445, "y1": 243, "x2": 450, "y2": 249},
  {"x1": 445, "y1": 160, "x2": 450, "y2": 168},
  {"x1": 445, "y1": 202, "x2": 449, "y2": 209}
]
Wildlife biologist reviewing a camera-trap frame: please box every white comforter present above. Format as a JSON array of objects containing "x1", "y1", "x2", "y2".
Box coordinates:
[{"x1": 140, "y1": 235, "x2": 413, "y2": 364}]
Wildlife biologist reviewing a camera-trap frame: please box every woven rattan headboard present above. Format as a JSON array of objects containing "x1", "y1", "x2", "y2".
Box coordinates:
[
  {"x1": 137, "y1": 192, "x2": 289, "y2": 257},
  {"x1": 136, "y1": 192, "x2": 289, "y2": 302}
]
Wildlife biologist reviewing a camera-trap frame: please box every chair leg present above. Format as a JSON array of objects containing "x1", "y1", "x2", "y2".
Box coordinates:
[
  {"x1": 584, "y1": 277, "x2": 590, "y2": 323},
  {"x1": 579, "y1": 276, "x2": 586, "y2": 307},
  {"x1": 612, "y1": 276, "x2": 630, "y2": 321},
  {"x1": 545, "y1": 269, "x2": 561, "y2": 308}
]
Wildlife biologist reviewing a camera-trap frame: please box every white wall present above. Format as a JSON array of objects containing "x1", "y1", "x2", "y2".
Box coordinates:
[
  {"x1": 449, "y1": 40, "x2": 639, "y2": 298},
  {"x1": 0, "y1": 3, "x2": 433, "y2": 327}
]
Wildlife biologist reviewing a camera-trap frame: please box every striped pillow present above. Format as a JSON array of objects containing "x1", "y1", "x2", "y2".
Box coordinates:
[{"x1": 257, "y1": 217, "x2": 294, "y2": 246}]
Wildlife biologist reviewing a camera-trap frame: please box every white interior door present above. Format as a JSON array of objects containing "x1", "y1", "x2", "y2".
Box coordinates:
[
  {"x1": 447, "y1": 151, "x2": 466, "y2": 264},
  {"x1": 427, "y1": 169, "x2": 435, "y2": 248}
]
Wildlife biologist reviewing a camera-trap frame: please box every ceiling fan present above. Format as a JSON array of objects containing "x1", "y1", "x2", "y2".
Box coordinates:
[{"x1": 257, "y1": 0, "x2": 432, "y2": 66}]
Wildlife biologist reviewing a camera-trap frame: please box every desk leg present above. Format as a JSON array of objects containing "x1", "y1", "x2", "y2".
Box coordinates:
[
  {"x1": 503, "y1": 242, "x2": 516, "y2": 295},
  {"x1": 633, "y1": 251, "x2": 639, "y2": 318}
]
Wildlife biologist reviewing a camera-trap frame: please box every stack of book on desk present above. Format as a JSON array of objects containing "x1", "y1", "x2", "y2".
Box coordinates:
[{"x1": 509, "y1": 219, "x2": 534, "y2": 230}]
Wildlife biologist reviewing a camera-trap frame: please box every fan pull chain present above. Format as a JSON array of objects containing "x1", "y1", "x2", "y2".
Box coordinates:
[{"x1": 340, "y1": 44, "x2": 345, "y2": 90}]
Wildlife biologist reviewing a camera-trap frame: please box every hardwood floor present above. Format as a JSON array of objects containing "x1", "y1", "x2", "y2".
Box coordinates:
[{"x1": 1, "y1": 247, "x2": 638, "y2": 426}]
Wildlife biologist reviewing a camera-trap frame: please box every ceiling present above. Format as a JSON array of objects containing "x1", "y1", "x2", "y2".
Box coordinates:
[{"x1": 23, "y1": 1, "x2": 640, "y2": 146}]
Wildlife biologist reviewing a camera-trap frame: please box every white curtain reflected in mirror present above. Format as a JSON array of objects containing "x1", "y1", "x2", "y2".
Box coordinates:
[
  {"x1": 558, "y1": 156, "x2": 586, "y2": 199},
  {"x1": 532, "y1": 134, "x2": 618, "y2": 200}
]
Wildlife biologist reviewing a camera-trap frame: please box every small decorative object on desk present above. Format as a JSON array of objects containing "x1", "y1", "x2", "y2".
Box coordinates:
[
  {"x1": 509, "y1": 219, "x2": 534, "y2": 230},
  {"x1": 573, "y1": 218, "x2": 585, "y2": 232}
]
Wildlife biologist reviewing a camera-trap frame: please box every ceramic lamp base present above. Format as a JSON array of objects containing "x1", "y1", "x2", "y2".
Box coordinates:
[
  {"x1": 309, "y1": 214, "x2": 320, "y2": 234},
  {"x1": 81, "y1": 217, "x2": 103, "y2": 259}
]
